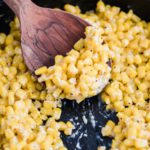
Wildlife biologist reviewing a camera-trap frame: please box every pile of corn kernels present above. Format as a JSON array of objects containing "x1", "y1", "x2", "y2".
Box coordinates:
[
  {"x1": 0, "y1": 0, "x2": 150, "y2": 149},
  {"x1": 65, "y1": 1, "x2": 150, "y2": 149},
  {"x1": 0, "y1": 17, "x2": 74, "y2": 150},
  {"x1": 36, "y1": 26, "x2": 111, "y2": 103}
]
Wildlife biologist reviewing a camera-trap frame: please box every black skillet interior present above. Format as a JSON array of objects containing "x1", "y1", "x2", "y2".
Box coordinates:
[{"x1": 0, "y1": 0, "x2": 150, "y2": 150}]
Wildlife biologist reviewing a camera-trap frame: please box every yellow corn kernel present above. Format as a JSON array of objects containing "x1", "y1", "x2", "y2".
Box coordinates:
[
  {"x1": 0, "y1": 105, "x2": 6, "y2": 115},
  {"x1": 53, "y1": 88, "x2": 62, "y2": 99},
  {"x1": 124, "y1": 139, "x2": 134, "y2": 147},
  {"x1": 101, "y1": 123, "x2": 114, "y2": 137},
  {"x1": 67, "y1": 64, "x2": 78, "y2": 76},
  {"x1": 14, "y1": 17, "x2": 20, "y2": 28},
  {"x1": 97, "y1": 146, "x2": 106, "y2": 150},
  {"x1": 41, "y1": 136, "x2": 53, "y2": 149},
  {"x1": 113, "y1": 125, "x2": 121, "y2": 134},
  {"x1": 66, "y1": 121, "x2": 74, "y2": 129},
  {"x1": 52, "y1": 108, "x2": 61, "y2": 120},
  {"x1": 145, "y1": 71, "x2": 150, "y2": 81},
  {"x1": 55, "y1": 55, "x2": 64, "y2": 64},
  {"x1": 127, "y1": 67, "x2": 137, "y2": 78},
  {"x1": 64, "y1": 4, "x2": 81, "y2": 14},
  {"x1": 124, "y1": 95, "x2": 132, "y2": 106},
  {"x1": 0, "y1": 86, "x2": 8, "y2": 98},
  {"x1": 121, "y1": 72, "x2": 130, "y2": 83},
  {"x1": 64, "y1": 55, "x2": 76, "y2": 64},
  {"x1": 0, "y1": 59, "x2": 6, "y2": 67},
  {"x1": 52, "y1": 76, "x2": 61, "y2": 87},
  {"x1": 144, "y1": 49, "x2": 150, "y2": 58},
  {"x1": 5, "y1": 45, "x2": 13, "y2": 54},
  {"x1": 146, "y1": 113, "x2": 150, "y2": 122},
  {"x1": 11, "y1": 82, "x2": 21, "y2": 92},
  {"x1": 5, "y1": 129, "x2": 14, "y2": 139},
  {"x1": 30, "y1": 91, "x2": 39, "y2": 100},
  {"x1": 101, "y1": 93, "x2": 110, "y2": 104},
  {"x1": 27, "y1": 142, "x2": 40, "y2": 150},
  {"x1": 15, "y1": 89, "x2": 27, "y2": 99},
  {"x1": 69, "y1": 50, "x2": 80, "y2": 58},
  {"x1": 134, "y1": 54, "x2": 142, "y2": 64},
  {"x1": 1, "y1": 76, "x2": 7, "y2": 84},
  {"x1": 146, "y1": 62, "x2": 150, "y2": 70},
  {"x1": 40, "y1": 91, "x2": 47, "y2": 100},
  {"x1": 46, "y1": 93, "x2": 55, "y2": 101},
  {"x1": 74, "y1": 38, "x2": 84, "y2": 50},
  {"x1": 127, "y1": 84, "x2": 135, "y2": 94},
  {"x1": 119, "y1": 143, "x2": 127, "y2": 150},
  {"x1": 96, "y1": 1, "x2": 106, "y2": 12},
  {"x1": 35, "y1": 66, "x2": 47, "y2": 75},
  {"x1": 114, "y1": 101, "x2": 124, "y2": 111},
  {"x1": 134, "y1": 77, "x2": 141, "y2": 86},
  {"x1": 107, "y1": 87, "x2": 123, "y2": 101},
  {"x1": 47, "y1": 128, "x2": 59, "y2": 138},
  {"x1": 0, "y1": 33, "x2": 6, "y2": 44},
  {"x1": 61, "y1": 73, "x2": 67, "y2": 81},
  {"x1": 140, "y1": 38, "x2": 149, "y2": 48},
  {"x1": 138, "y1": 82, "x2": 148, "y2": 91},
  {"x1": 5, "y1": 34, "x2": 14, "y2": 45},
  {"x1": 18, "y1": 75, "x2": 28, "y2": 86},
  {"x1": 79, "y1": 81, "x2": 87, "y2": 92},
  {"x1": 27, "y1": 81, "x2": 36, "y2": 91},
  {"x1": 106, "y1": 120, "x2": 115, "y2": 129},
  {"x1": 43, "y1": 100, "x2": 54, "y2": 108},
  {"x1": 8, "y1": 91, "x2": 14, "y2": 105},
  {"x1": 137, "y1": 66, "x2": 146, "y2": 78},
  {"x1": 59, "y1": 122, "x2": 67, "y2": 131},
  {"x1": 35, "y1": 117, "x2": 43, "y2": 126},
  {"x1": 111, "y1": 140, "x2": 118, "y2": 149},
  {"x1": 83, "y1": 57, "x2": 93, "y2": 66},
  {"x1": 64, "y1": 128, "x2": 72, "y2": 135},
  {"x1": 127, "y1": 126, "x2": 137, "y2": 139},
  {"x1": 5, "y1": 106, "x2": 14, "y2": 116},
  {"x1": 77, "y1": 60, "x2": 84, "y2": 71},
  {"x1": 134, "y1": 139, "x2": 148, "y2": 148},
  {"x1": 80, "y1": 51, "x2": 92, "y2": 59},
  {"x1": 14, "y1": 100, "x2": 25, "y2": 110},
  {"x1": 61, "y1": 62, "x2": 67, "y2": 72},
  {"x1": 10, "y1": 66, "x2": 17, "y2": 75},
  {"x1": 34, "y1": 100, "x2": 42, "y2": 109},
  {"x1": 45, "y1": 80, "x2": 53, "y2": 89},
  {"x1": 35, "y1": 83, "x2": 43, "y2": 91},
  {"x1": 54, "y1": 66, "x2": 62, "y2": 75},
  {"x1": 12, "y1": 30, "x2": 20, "y2": 40},
  {"x1": 53, "y1": 139, "x2": 64, "y2": 149},
  {"x1": 64, "y1": 84, "x2": 74, "y2": 94},
  {"x1": 41, "y1": 107, "x2": 52, "y2": 116},
  {"x1": 58, "y1": 147, "x2": 67, "y2": 150},
  {"x1": 18, "y1": 63, "x2": 26, "y2": 72}
]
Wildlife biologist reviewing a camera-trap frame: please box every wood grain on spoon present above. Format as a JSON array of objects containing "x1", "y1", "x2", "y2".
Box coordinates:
[{"x1": 4, "y1": 0, "x2": 90, "y2": 74}]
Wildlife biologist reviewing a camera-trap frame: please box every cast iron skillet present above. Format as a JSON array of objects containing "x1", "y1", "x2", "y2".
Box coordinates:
[{"x1": 0, "y1": 0, "x2": 150, "y2": 150}]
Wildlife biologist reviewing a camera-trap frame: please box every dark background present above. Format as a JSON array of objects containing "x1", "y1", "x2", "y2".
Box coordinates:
[{"x1": 0, "y1": 0, "x2": 150, "y2": 150}]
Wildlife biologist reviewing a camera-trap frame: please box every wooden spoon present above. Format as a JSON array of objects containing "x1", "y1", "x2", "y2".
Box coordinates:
[{"x1": 4, "y1": 0, "x2": 90, "y2": 74}]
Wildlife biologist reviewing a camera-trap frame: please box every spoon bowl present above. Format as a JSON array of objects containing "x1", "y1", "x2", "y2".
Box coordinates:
[{"x1": 4, "y1": 0, "x2": 90, "y2": 74}]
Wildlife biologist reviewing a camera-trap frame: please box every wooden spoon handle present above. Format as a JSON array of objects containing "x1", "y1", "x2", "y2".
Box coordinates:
[{"x1": 3, "y1": 0, "x2": 32, "y2": 17}]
